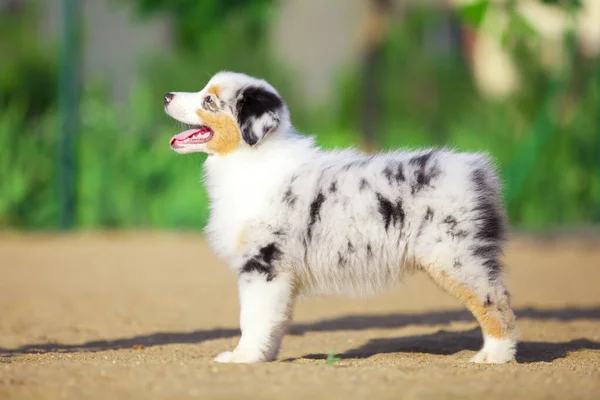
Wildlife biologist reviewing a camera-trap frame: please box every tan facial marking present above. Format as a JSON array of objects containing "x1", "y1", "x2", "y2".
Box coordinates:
[
  {"x1": 196, "y1": 108, "x2": 241, "y2": 155},
  {"x1": 424, "y1": 269, "x2": 507, "y2": 339},
  {"x1": 207, "y1": 85, "x2": 221, "y2": 98}
]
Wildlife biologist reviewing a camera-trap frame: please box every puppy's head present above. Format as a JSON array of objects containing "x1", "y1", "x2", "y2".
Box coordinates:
[{"x1": 164, "y1": 72, "x2": 288, "y2": 155}]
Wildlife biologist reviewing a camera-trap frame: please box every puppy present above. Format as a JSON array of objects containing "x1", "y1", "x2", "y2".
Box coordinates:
[{"x1": 164, "y1": 71, "x2": 517, "y2": 364}]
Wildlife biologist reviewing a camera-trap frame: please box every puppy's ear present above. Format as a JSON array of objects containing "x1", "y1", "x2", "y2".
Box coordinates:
[{"x1": 235, "y1": 86, "x2": 284, "y2": 146}]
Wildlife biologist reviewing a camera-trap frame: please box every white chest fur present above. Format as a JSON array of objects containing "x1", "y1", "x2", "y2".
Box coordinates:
[{"x1": 202, "y1": 135, "x2": 316, "y2": 265}]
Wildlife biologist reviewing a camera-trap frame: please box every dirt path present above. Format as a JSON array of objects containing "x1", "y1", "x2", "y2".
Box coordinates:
[{"x1": 1, "y1": 232, "x2": 599, "y2": 399}]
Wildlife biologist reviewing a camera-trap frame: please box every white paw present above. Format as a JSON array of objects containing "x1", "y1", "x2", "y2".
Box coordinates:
[
  {"x1": 469, "y1": 350, "x2": 490, "y2": 363},
  {"x1": 214, "y1": 351, "x2": 236, "y2": 363},
  {"x1": 213, "y1": 350, "x2": 267, "y2": 364},
  {"x1": 469, "y1": 337, "x2": 516, "y2": 364}
]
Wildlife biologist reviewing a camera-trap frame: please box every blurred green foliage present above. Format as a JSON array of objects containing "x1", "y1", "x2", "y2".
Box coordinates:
[
  {"x1": 121, "y1": 0, "x2": 275, "y2": 50},
  {"x1": 331, "y1": 4, "x2": 600, "y2": 229},
  {"x1": 0, "y1": 0, "x2": 598, "y2": 230},
  {"x1": 0, "y1": 4, "x2": 56, "y2": 118}
]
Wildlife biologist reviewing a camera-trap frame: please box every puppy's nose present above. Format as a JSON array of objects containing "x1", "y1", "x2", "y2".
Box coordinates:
[{"x1": 164, "y1": 93, "x2": 174, "y2": 106}]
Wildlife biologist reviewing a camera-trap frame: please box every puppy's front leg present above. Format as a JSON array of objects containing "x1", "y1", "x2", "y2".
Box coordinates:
[{"x1": 214, "y1": 270, "x2": 295, "y2": 363}]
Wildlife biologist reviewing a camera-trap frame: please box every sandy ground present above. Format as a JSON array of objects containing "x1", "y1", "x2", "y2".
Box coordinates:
[{"x1": 0, "y1": 232, "x2": 599, "y2": 400}]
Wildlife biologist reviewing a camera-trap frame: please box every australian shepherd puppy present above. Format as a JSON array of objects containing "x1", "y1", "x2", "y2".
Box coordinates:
[{"x1": 164, "y1": 71, "x2": 517, "y2": 364}]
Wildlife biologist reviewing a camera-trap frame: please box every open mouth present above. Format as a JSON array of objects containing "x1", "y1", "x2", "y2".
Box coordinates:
[{"x1": 170, "y1": 125, "x2": 214, "y2": 148}]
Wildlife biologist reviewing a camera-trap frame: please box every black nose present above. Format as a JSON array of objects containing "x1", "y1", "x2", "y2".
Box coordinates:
[{"x1": 164, "y1": 93, "x2": 174, "y2": 106}]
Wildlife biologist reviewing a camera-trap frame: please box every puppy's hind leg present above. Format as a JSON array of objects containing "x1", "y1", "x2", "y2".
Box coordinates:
[
  {"x1": 214, "y1": 258, "x2": 295, "y2": 363},
  {"x1": 422, "y1": 264, "x2": 517, "y2": 364}
]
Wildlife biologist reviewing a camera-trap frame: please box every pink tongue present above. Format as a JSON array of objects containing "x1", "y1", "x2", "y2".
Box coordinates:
[{"x1": 172, "y1": 127, "x2": 211, "y2": 141}]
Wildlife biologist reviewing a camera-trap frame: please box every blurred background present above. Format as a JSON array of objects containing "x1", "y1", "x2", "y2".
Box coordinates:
[{"x1": 1, "y1": 0, "x2": 599, "y2": 232}]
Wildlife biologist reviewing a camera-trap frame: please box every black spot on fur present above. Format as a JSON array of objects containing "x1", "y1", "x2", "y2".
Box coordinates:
[
  {"x1": 241, "y1": 259, "x2": 265, "y2": 276},
  {"x1": 347, "y1": 241, "x2": 355, "y2": 253},
  {"x1": 469, "y1": 168, "x2": 506, "y2": 282},
  {"x1": 307, "y1": 192, "x2": 326, "y2": 241},
  {"x1": 443, "y1": 216, "x2": 457, "y2": 226},
  {"x1": 236, "y1": 86, "x2": 283, "y2": 146},
  {"x1": 442, "y1": 215, "x2": 469, "y2": 239},
  {"x1": 376, "y1": 193, "x2": 405, "y2": 231},
  {"x1": 472, "y1": 244, "x2": 497, "y2": 259},
  {"x1": 471, "y1": 244, "x2": 503, "y2": 281},
  {"x1": 283, "y1": 187, "x2": 297, "y2": 208},
  {"x1": 409, "y1": 150, "x2": 434, "y2": 169},
  {"x1": 396, "y1": 163, "x2": 405, "y2": 182},
  {"x1": 366, "y1": 244, "x2": 373, "y2": 258},
  {"x1": 453, "y1": 259, "x2": 462, "y2": 268},
  {"x1": 240, "y1": 243, "x2": 281, "y2": 281},
  {"x1": 359, "y1": 178, "x2": 370, "y2": 191},
  {"x1": 301, "y1": 237, "x2": 309, "y2": 265},
  {"x1": 454, "y1": 230, "x2": 468, "y2": 239},
  {"x1": 484, "y1": 295, "x2": 493, "y2": 307},
  {"x1": 474, "y1": 206, "x2": 503, "y2": 242},
  {"x1": 383, "y1": 163, "x2": 405, "y2": 185},
  {"x1": 337, "y1": 251, "x2": 346, "y2": 267},
  {"x1": 424, "y1": 207, "x2": 434, "y2": 221},
  {"x1": 471, "y1": 169, "x2": 505, "y2": 242},
  {"x1": 409, "y1": 150, "x2": 440, "y2": 195},
  {"x1": 273, "y1": 230, "x2": 286, "y2": 237},
  {"x1": 342, "y1": 162, "x2": 355, "y2": 171},
  {"x1": 483, "y1": 259, "x2": 502, "y2": 281},
  {"x1": 471, "y1": 168, "x2": 486, "y2": 188},
  {"x1": 329, "y1": 181, "x2": 338, "y2": 193},
  {"x1": 416, "y1": 207, "x2": 435, "y2": 238},
  {"x1": 259, "y1": 243, "x2": 280, "y2": 263},
  {"x1": 383, "y1": 167, "x2": 393, "y2": 184}
]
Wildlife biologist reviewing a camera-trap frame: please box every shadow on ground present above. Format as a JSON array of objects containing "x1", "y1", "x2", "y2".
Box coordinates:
[
  {"x1": 296, "y1": 328, "x2": 600, "y2": 363},
  {"x1": 2, "y1": 306, "x2": 599, "y2": 364}
]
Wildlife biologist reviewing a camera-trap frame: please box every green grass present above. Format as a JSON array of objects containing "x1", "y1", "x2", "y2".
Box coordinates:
[{"x1": 324, "y1": 350, "x2": 342, "y2": 366}]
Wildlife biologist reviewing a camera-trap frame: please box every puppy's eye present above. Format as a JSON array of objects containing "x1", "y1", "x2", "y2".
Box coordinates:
[{"x1": 204, "y1": 96, "x2": 217, "y2": 109}]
